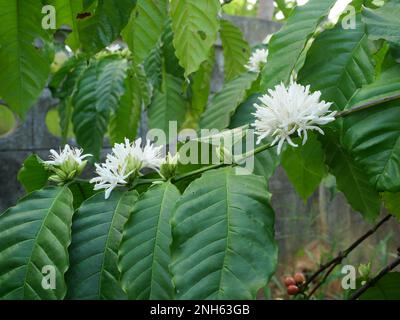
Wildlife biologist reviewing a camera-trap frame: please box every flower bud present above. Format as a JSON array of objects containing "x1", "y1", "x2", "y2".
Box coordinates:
[
  {"x1": 160, "y1": 153, "x2": 179, "y2": 180},
  {"x1": 216, "y1": 145, "x2": 233, "y2": 164},
  {"x1": 44, "y1": 145, "x2": 91, "y2": 185}
]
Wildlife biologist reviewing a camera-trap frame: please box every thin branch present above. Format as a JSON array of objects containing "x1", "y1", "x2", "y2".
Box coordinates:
[
  {"x1": 172, "y1": 143, "x2": 275, "y2": 182},
  {"x1": 350, "y1": 250, "x2": 400, "y2": 300},
  {"x1": 300, "y1": 214, "x2": 393, "y2": 295},
  {"x1": 306, "y1": 261, "x2": 337, "y2": 298},
  {"x1": 336, "y1": 92, "x2": 400, "y2": 118}
]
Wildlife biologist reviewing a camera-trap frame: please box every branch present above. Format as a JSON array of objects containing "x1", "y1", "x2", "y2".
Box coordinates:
[
  {"x1": 350, "y1": 249, "x2": 400, "y2": 300},
  {"x1": 300, "y1": 214, "x2": 393, "y2": 296},
  {"x1": 336, "y1": 92, "x2": 400, "y2": 118},
  {"x1": 172, "y1": 143, "x2": 275, "y2": 182}
]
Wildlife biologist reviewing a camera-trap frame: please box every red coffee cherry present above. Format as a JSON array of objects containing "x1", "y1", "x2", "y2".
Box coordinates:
[
  {"x1": 284, "y1": 276, "x2": 296, "y2": 287},
  {"x1": 294, "y1": 272, "x2": 306, "y2": 285},
  {"x1": 287, "y1": 285, "x2": 299, "y2": 295}
]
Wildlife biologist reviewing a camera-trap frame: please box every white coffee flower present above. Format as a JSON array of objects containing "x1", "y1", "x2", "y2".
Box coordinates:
[
  {"x1": 90, "y1": 162, "x2": 131, "y2": 199},
  {"x1": 246, "y1": 48, "x2": 268, "y2": 73},
  {"x1": 44, "y1": 145, "x2": 91, "y2": 184},
  {"x1": 90, "y1": 138, "x2": 164, "y2": 199},
  {"x1": 252, "y1": 81, "x2": 336, "y2": 154},
  {"x1": 140, "y1": 139, "x2": 165, "y2": 170}
]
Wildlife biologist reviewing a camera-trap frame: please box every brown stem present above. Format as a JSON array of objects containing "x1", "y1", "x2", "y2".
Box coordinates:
[
  {"x1": 301, "y1": 214, "x2": 393, "y2": 295},
  {"x1": 350, "y1": 251, "x2": 400, "y2": 300},
  {"x1": 307, "y1": 262, "x2": 337, "y2": 298}
]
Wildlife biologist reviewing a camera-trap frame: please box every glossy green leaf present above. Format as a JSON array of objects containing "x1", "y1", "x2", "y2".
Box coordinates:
[
  {"x1": 72, "y1": 56, "x2": 128, "y2": 159},
  {"x1": 190, "y1": 48, "x2": 215, "y2": 123},
  {"x1": 79, "y1": 0, "x2": 137, "y2": 53},
  {"x1": 382, "y1": 192, "x2": 400, "y2": 221},
  {"x1": 282, "y1": 135, "x2": 327, "y2": 200},
  {"x1": 109, "y1": 67, "x2": 142, "y2": 144},
  {"x1": 0, "y1": 0, "x2": 54, "y2": 118},
  {"x1": 170, "y1": 0, "x2": 220, "y2": 77},
  {"x1": 0, "y1": 186, "x2": 74, "y2": 299},
  {"x1": 47, "y1": 0, "x2": 83, "y2": 50},
  {"x1": 51, "y1": 56, "x2": 88, "y2": 142},
  {"x1": 358, "y1": 272, "x2": 400, "y2": 300},
  {"x1": 122, "y1": 0, "x2": 168, "y2": 64},
  {"x1": 261, "y1": 0, "x2": 336, "y2": 90},
  {"x1": 220, "y1": 19, "x2": 250, "y2": 82},
  {"x1": 346, "y1": 59, "x2": 400, "y2": 109},
  {"x1": 148, "y1": 74, "x2": 187, "y2": 137},
  {"x1": 362, "y1": 2, "x2": 400, "y2": 46},
  {"x1": 66, "y1": 190, "x2": 138, "y2": 300},
  {"x1": 119, "y1": 182, "x2": 179, "y2": 300},
  {"x1": 143, "y1": 40, "x2": 163, "y2": 91},
  {"x1": 17, "y1": 155, "x2": 50, "y2": 193},
  {"x1": 162, "y1": 21, "x2": 185, "y2": 79},
  {"x1": 298, "y1": 16, "x2": 375, "y2": 110},
  {"x1": 200, "y1": 72, "x2": 258, "y2": 130},
  {"x1": 322, "y1": 131, "x2": 380, "y2": 221},
  {"x1": 253, "y1": 149, "x2": 280, "y2": 183},
  {"x1": 67, "y1": 180, "x2": 98, "y2": 210},
  {"x1": 343, "y1": 100, "x2": 400, "y2": 193},
  {"x1": 171, "y1": 167, "x2": 277, "y2": 299}
]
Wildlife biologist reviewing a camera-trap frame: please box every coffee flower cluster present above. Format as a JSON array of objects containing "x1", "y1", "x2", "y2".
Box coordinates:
[
  {"x1": 44, "y1": 145, "x2": 91, "y2": 184},
  {"x1": 252, "y1": 81, "x2": 336, "y2": 154},
  {"x1": 90, "y1": 138, "x2": 179, "y2": 199}
]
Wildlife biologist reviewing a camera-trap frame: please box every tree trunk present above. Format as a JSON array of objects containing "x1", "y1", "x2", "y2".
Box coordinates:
[{"x1": 258, "y1": 0, "x2": 274, "y2": 21}]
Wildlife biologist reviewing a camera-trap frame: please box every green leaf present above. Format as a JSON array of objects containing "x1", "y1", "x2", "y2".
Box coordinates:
[
  {"x1": 189, "y1": 48, "x2": 215, "y2": 123},
  {"x1": 253, "y1": 150, "x2": 280, "y2": 182},
  {"x1": 79, "y1": 0, "x2": 137, "y2": 53},
  {"x1": 47, "y1": 0, "x2": 83, "y2": 50},
  {"x1": 346, "y1": 59, "x2": 400, "y2": 109},
  {"x1": 321, "y1": 131, "x2": 380, "y2": 221},
  {"x1": 67, "y1": 180, "x2": 98, "y2": 210},
  {"x1": 109, "y1": 67, "x2": 142, "y2": 144},
  {"x1": 382, "y1": 192, "x2": 400, "y2": 221},
  {"x1": 72, "y1": 56, "x2": 128, "y2": 159},
  {"x1": 220, "y1": 19, "x2": 250, "y2": 82},
  {"x1": 343, "y1": 100, "x2": 400, "y2": 193},
  {"x1": 119, "y1": 182, "x2": 179, "y2": 299},
  {"x1": 261, "y1": 0, "x2": 337, "y2": 90},
  {"x1": 200, "y1": 72, "x2": 258, "y2": 130},
  {"x1": 135, "y1": 65, "x2": 152, "y2": 108},
  {"x1": 358, "y1": 272, "x2": 400, "y2": 300},
  {"x1": 122, "y1": 0, "x2": 168, "y2": 64},
  {"x1": 171, "y1": 167, "x2": 277, "y2": 299},
  {"x1": 170, "y1": 0, "x2": 220, "y2": 77},
  {"x1": 143, "y1": 40, "x2": 163, "y2": 91},
  {"x1": 0, "y1": 186, "x2": 74, "y2": 299},
  {"x1": 362, "y1": 2, "x2": 400, "y2": 46},
  {"x1": 66, "y1": 190, "x2": 138, "y2": 300},
  {"x1": 161, "y1": 21, "x2": 185, "y2": 79},
  {"x1": 51, "y1": 57, "x2": 88, "y2": 142},
  {"x1": 0, "y1": 0, "x2": 54, "y2": 118},
  {"x1": 148, "y1": 74, "x2": 187, "y2": 137},
  {"x1": 298, "y1": 16, "x2": 375, "y2": 110},
  {"x1": 17, "y1": 155, "x2": 50, "y2": 193},
  {"x1": 282, "y1": 135, "x2": 327, "y2": 200}
]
